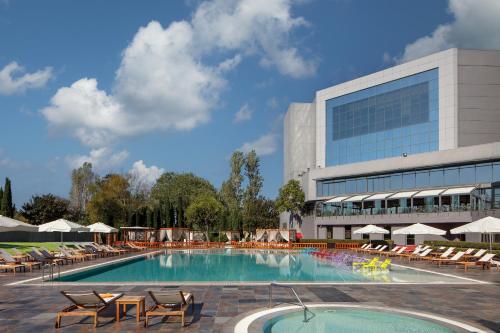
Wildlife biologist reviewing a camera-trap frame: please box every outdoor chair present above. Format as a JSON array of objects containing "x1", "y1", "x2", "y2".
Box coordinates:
[
  {"x1": 407, "y1": 248, "x2": 433, "y2": 261},
  {"x1": 56, "y1": 291, "x2": 123, "y2": 328},
  {"x1": 0, "y1": 249, "x2": 41, "y2": 271},
  {"x1": 455, "y1": 253, "x2": 496, "y2": 271},
  {"x1": 145, "y1": 290, "x2": 194, "y2": 327},
  {"x1": 431, "y1": 251, "x2": 465, "y2": 267},
  {"x1": 29, "y1": 249, "x2": 64, "y2": 265}
]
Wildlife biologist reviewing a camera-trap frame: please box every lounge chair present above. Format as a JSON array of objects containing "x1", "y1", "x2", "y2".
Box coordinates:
[
  {"x1": 369, "y1": 245, "x2": 388, "y2": 253},
  {"x1": 40, "y1": 247, "x2": 74, "y2": 264},
  {"x1": 472, "y1": 249, "x2": 487, "y2": 258},
  {"x1": 406, "y1": 248, "x2": 433, "y2": 261},
  {"x1": 353, "y1": 257, "x2": 379, "y2": 268},
  {"x1": 422, "y1": 247, "x2": 454, "y2": 261},
  {"x1": 362, "y1": 258, "x2": 391, "y2": 270},
  {"x1": 11, "y1": 248, "x2": 30, "y2": 261},
  {"x1": 0, "y1": 249, "x2": 41, "y2": 271},
  {"x1": 455, "y1": 253, "x2": 496, "y2": 271},
  {"x1": 145, "y1": 290, "x2": 194, "y2": 327},
  {"x1": 362, "y1": 245, "x2": 382, "y2": 254},
  {"x1": 398, "y1": 247, "x2": 423, "y2": 259},
  {"x1": 29, "y1": 249, "x2": 64, "y2": 265},
  {"x1": 58, "y1": 247, "x2": 86, "y2": 262},
  {"x1": 56, "y1": 291, "x2": 123, "y2": 328},
  {"x1": 431, "y1": 251, "x2": 465, "y2": 267},
  {"x1": 385, "y1": 246, "x2": 407, "y2": 257},
  {"x1": 354, "y1": 244, "x2": 369, "y2": 253}
]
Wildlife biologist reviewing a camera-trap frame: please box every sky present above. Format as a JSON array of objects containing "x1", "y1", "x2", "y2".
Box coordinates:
[{"x1": 1, "y1": 0, "x2": 500, "y2": 207}]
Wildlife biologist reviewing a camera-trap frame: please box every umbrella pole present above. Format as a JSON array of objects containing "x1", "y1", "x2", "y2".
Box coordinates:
[
  {"x1": 61, "y1": 231, "x2": 63, "y2": 246},
  {"x1": 490, "y1": 233, "x2": 492, "y2": 252}
]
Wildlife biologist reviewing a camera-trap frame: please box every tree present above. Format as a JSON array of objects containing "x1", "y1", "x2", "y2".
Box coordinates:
[
  {"x1": 242, "y1": 150, "x2": 263, "y2": 232},
  {"x1": 20, "y1": 194, "x2": 70, "y2": 225},
  {"x1": 151, "y1": 172, "x2": 216, "y2": 227},
  {"x1": 253, "y1": 197, "x2": 279, "y2": 229},
  {"x1": 219, "y1": 151, "x2": 244, "y2": 231},
  {"x1": 69, "y1": 162, "x2": 97, "y2": 221},
  {"x1": 1, "y1": 177, "x2": 14, "y2": 217},
  {"x1": 275, "y1": 179, "x2": 305, "y2": 229},
  {"x1": 0, "y1": 186, "x2": 3, "y2": 213},
  {"x1": 86, "y1": 174, "x2": 131, "y2": 227},
  {"x1": 186, "y1": 193, "x2": 223, "y2": 241}
]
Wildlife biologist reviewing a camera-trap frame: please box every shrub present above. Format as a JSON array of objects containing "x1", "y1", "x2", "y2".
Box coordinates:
[{"x1": 423, "y1": 240, "x2": 500, "y2": 251}]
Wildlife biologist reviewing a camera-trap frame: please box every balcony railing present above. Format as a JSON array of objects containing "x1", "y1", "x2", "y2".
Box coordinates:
[{"x1": 317, "y1": 204, "x2": 478, "y2": 217}]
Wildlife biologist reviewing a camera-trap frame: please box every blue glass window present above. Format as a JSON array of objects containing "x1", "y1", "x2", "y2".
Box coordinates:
[
  {"x1": 326, "y1": 69, "x2": 439, "y2": 166},
  {"x1": 476, "y1": 163, "x2": 493, "y2": 183}
]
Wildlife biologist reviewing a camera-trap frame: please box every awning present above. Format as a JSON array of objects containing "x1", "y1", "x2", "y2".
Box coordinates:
[
  {"x1": 389, "y1": 191, "x2": 419, "y2": 199},
  {"x1": 343, "y1": 194, "x2": 371, "y2": 202},
  {"x1": 441, "y1": 187, "x2": 476, "y2": 196},
  {"x1": 365, "y1": 193, "x2": 394, "y2": 200},
  {"x1": 413, "y1": 189, "x2": 446, "y2": 198},
  {"x1": 325, "y1": 196, "x2": 350, "y2": 203}
]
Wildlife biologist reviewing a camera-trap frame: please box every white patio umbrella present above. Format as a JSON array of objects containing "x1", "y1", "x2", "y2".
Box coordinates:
[
  {"x1": 87, "y1": 222, "x2": 118, "y2": 233},
  {"x1": 450, "y1": 216, "x2": 500, "y2": 251},
  {"x1": 353, "y1": 224, "x2": 389, "y2": 242},
  {"x1": 0, "y1": 215, "x2": 38, "y2": 232},
  {"x1": 393, "y1": 223, "x2": 446, "y2": 236},
  {"x1": 38, "y1": 219, "x2": 89, "y2": 244}
]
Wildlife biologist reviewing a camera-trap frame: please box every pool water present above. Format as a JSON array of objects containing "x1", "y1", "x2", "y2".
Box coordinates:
[
  {"x1": 264, "y1": 309, "x2": 456, "y2": 333},
  {"x1": 54, "y1": 249, "x2": 470, "y2": 283}
]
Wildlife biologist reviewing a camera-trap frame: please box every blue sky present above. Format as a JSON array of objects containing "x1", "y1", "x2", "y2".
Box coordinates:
[{"x1": 0, "y1": 0, "x2": 499, "y2": 207}]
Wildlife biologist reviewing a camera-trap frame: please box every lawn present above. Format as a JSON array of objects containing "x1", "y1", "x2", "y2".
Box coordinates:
[{"x1": 0, "y1": 242, "x2": 62, "y2": 254}]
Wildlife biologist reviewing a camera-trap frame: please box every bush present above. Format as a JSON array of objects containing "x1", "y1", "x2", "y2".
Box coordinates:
[
  {"x1": 423, "y1": 240, "x2": 500, "y2": 251},
  {"x1": 300, "y1": 239, "x2": 367, "y2": 244}
]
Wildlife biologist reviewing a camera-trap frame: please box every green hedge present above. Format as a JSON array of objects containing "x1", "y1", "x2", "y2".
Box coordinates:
[{"x1": 423, "y1": 240, "x2": 500, "y2": 251}]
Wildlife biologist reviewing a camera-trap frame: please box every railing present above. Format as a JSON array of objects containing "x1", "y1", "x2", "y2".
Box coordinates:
[
  {"x1": 334, "y1": 242, "x2": 361, "y2": 249},
  {"x1": 127, "y1": 241, "x2": 225, "y2": 249},
  {"x1": 41, "y1": 263, "x2": 60, "y2": 282},
  {"x1": 318, "y1": 204, "x2": 480, "y2": 217},
  {"x1": 269, "y1": 283, "x2": 311, "y2": 322},
  {"x1": 231, "y1": 242, "x2": 327, "y2": 249}
]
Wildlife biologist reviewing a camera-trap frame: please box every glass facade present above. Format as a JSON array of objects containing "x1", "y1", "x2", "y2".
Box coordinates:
[
  {"x1": 326, "y1": 69, "x2": 439, "y2": 166},
  {"x1": 317, "y1": 161, "x2": 500, "y2": 197}
]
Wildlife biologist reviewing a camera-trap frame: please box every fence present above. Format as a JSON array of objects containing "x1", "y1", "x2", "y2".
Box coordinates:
[
  {"x1": 0, "y1": 231, "x2": 93, "y2": 243},
  {"x1": 125, "y1": 241, "x2": 327, "y2": 250},
  {"x1": 126, "y1": 241, "x2": 226, "y2": 249}
]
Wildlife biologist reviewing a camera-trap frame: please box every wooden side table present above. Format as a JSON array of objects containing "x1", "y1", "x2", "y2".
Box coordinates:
[{"x1": 116, "y1": 296, "x2": 146, "y2": 322}]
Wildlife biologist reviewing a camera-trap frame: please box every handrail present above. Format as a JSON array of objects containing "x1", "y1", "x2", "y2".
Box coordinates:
[{"x1": 269, "y1": 283, "x2": 311, "y2": 322}]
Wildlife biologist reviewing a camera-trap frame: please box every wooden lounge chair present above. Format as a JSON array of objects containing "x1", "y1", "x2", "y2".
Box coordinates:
[
  {"x1": 431, "y1": 251, "x2": 465, "y2": 267},
  {"x1": 406, "y1": 248, "x2": 433, "y2": 262},
  {"x1": 384, "y1": 246, "x2": 407, "y2": 257},
  {"x1": 368, "y1": 245, "x2": 388, "y2": 253},
  {"x1": 56, "y1": 291, "x2": 123, "y2": 328},
  {"x1": 29, "y1": 249, "x2": 63, "y2": 266},
  {"x1": 455, "y1": 253, "x2": 496, "y2": 271},
  {"x1": 0, "y1": 249, "x2": 41, "y2": 271},
  {"x1": 422, "y1": 247, "x2": 455, "y2": 261},
  {"x1": 58, "y1": 247, "x2": 86, "y2": 262},
  {"x1": 145, "y1": 290, "x2": 194, "y2": 327},
  {"x1": 11, "y1": 248, "x2": 30, "y2": 261},
  {"x1": 0, "y1": 262, "x2": 26, "y2": 274}
]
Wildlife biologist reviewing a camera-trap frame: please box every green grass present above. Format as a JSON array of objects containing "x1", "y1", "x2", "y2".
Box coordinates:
[{"x1": 0, "y1": 242, "x2": 62, "y2": 254}]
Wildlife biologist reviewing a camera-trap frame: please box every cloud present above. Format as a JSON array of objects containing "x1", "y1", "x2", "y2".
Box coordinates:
[
  {"x1": 267, "y1": 97, "x2": 279, "y2": 110},
  {"x1": 42, "y1": 0, "x2": 315, "y2": 148},
  {"x1": 128, "y1": 160, "x2": 164, "y2": 187},
  {"x1": 234, "y1": 103, "x2": 253, "y2": 123},
  {"x1": 239, "y1": 133, "x2": 278, "y2": 156},
  {"x1": 0, "y1": 62, "x2": 52, "y2": 95},
  {"x1": 396, "y1": 0, "x2": 500, "y2": 63},
  {"x1": 65, "y1": 147, "x2": 129, "y2": 172}
]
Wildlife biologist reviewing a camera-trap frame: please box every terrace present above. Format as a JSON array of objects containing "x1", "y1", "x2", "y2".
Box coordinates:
[{"x1": 0, "y1": 243, "x2": 499, "y2": 332}]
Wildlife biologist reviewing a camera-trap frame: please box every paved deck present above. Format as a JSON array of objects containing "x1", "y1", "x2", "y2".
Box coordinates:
[{"x1": 0, "y1": 251, "x2": 499, "y2": 332}]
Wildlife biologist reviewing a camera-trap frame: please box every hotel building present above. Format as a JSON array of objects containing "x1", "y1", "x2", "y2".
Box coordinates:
[{"x1": 283, "y1": 48, "x2": 500, "y2": 244}]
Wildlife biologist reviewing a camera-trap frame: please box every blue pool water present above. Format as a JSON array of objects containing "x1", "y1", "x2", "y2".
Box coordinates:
[
  {"x1": 54, "y1": 249, "x2": 469, "y2": 283},
  {"x1": 264, "y1": 309, "x2": 457, "y2": 333}
]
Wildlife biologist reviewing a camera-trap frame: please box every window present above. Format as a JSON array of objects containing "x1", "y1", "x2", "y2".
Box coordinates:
[
  {"x1": 444, "y1": 168, "x2": 459, "y2": 186},
  {"x1": 326, "y1": 69, "x2": 439, "y2": 166},
  {"x1": 430, "y1": 169, "x2": 444, "y2": 186},
  {"x1": 493, "y1": 163, "x2": 500, "y2": 182},
  {"x1": 476, "y1": 163, "x2": 493, "y2": 183},
  {"x1": 402, "y1": 172, "x2": 415, "y2": 189},
  {"x1": 415, "y1": 171, "x2": 429, "y2": 188},
  {"x1": 459, "y1": 166, "x2": 475, "y2": 184}
]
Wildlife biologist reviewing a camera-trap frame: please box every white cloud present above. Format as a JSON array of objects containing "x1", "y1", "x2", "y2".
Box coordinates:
[
  {"x1": 129, "y1": 160, "x2": 164, "y2": 187},
  {"x1": 0, "y1": 62, "x2": 52, "y2": 95},
  {"x1": 234, "y1": 103, "x2": 253, "y2": 123},
  {"x1": 66, "y1": 147, "x2": 129, "y2": 172},
  {"x1": 41, "y1": 0, "x2": 315, "y2": 148},
  {"x1": 217, "y1": 54, "x2": 243, "y2": 72},
  {"x1": 396, "y1": 0, "x2": 500, "y2": 63},
  {"x1": 239, "y1": 133, "x2": 278, "y2": 156}
]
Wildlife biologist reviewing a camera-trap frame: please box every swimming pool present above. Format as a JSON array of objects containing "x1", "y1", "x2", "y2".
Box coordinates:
[
  {"x1": 235, "y1": 305, "x2": 484, "y2": 333},
  {"x1": 51, "y1": 249, "x2": 481, "y2": 284}
]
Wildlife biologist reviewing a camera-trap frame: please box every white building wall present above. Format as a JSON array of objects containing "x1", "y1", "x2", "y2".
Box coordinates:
[
  {"x1": 283, "y1": 103, "x2": 316, "y2": 183},
  {"x1": 456, "y1": 49, "x2": 500, "y2": 147}
]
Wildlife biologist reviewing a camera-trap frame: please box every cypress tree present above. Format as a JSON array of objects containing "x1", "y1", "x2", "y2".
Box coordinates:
[
  {"x1": 0, "y1": 187, "x2": 3, "y2": 214},
  {"x1": 1, "y1": 178, "x2": 13, "y2": 217}
]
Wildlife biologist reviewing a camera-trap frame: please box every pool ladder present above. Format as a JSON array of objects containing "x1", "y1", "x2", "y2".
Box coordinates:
[
  {"x1": 268, "y1": 283, "x2": 311, "y2": 322},
  {"x1": 41, "y1": 263, "x2": 60, "y2": 283}
]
